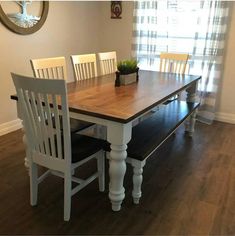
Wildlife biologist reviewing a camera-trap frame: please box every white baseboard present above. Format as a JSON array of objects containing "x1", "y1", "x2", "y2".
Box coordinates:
[
  {"x1": 0, "y1": 119, "x2": 22, "y2": 136},
  {"x1": 215, "y1": 112, "x2": 235, "y2": 124}
]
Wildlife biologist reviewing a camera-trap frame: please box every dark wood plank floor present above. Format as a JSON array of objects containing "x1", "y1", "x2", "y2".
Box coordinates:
[{"x1": 0, "y1": 121, "x2": 235, "y2": 235}]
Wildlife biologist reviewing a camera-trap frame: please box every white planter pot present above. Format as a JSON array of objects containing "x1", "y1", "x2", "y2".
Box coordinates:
[{"x1": 120, "y1": 73, "x2": 137, "y2": 85}]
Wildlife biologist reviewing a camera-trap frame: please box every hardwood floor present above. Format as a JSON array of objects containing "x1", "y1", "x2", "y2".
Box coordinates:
[{"x1": 0, "y1": 121, "x2": 235, "y2": 235}]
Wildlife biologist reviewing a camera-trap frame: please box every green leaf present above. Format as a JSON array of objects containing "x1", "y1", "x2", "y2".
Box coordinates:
[{"x1": 117, "y1": 59, "x2": 138, "y2": 74}]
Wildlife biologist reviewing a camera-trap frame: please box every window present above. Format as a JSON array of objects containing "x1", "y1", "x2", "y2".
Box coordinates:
[{"x1": 132, "y1": 0, "x2": 230, "y2": 92}]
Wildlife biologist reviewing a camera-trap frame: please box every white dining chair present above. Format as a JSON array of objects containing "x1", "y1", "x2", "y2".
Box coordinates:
[
  {"x1": 30, "y1": 56, "x2": 94, "y2": 133},
  {"x1": 11, "y1": 73, "x2": 105, "y2": 221},
  {"x1": 30, "y1": 56, "x2": 68, "y2": 80},
  {"x1": 160, "y1": 52, "x2": 189, "y2": 102},
  {"x1": 98, "y1": 51, "x2": 117, "y2": 75},
  {"x1": 160, "y1": 52, "x2": 189, "y2": 74},
  {"x1": 70, "y1": 54, "x2": 97, "y2": 81}
]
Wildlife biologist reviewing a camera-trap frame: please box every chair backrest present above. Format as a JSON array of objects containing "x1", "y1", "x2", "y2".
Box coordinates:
[
  {"x1": 30, "y1": 57, "x2": 68, "y2": 80},
  {"x1": 160, "y1": 53, "x2": 189, "y2": 74},
  {"x1": 70, "y1": 54, "x2": 97, "y2": 81},
  {"x1": 98, "y1": 51, "x2": 117, "y2": 75},
  {"x1": 11, "y1": 73, "x2": 71, "y2": 171}
]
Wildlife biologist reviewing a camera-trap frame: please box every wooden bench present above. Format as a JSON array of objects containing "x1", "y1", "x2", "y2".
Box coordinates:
[{"x1": 104, "y1": 100, "x2": 199, "y2": 204}]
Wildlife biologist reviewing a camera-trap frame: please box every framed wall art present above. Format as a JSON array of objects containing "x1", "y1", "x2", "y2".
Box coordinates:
[
  {"x1": 0, "y1": 1, "x2": 49, "y2": 35},
  {"x1": 111, "y1": 1, "x2": 122, "y2": 19}
]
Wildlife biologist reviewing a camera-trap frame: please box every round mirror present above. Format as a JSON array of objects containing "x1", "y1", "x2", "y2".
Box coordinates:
[{"x1": 0, "y1": 1, "x2": 49, "y2": 35}]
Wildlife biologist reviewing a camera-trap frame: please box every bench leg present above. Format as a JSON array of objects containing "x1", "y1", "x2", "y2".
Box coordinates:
[
  {"x1": 97, "y1": 151, "x2": 105, "y2": 192},
  {"x1": 185, "y1": 82, "x2": 198, "y2": 136},
  {"x1": 187, "y1": 110, "x2": 197, "y2": 136},
  {"x1": 131, "y1": 160, "x2": 146, "y2": 204}
]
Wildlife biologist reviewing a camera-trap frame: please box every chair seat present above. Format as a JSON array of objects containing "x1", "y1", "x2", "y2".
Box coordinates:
[
  {"x1": 52, "y1": 134, "x2": 105, "y2": 163},
  {"x1": 71, "y1": 134, "x2": 105, "y2": 163},
  {"x1": 50, "y1": 116, "x2": 94, "y2": 133},
  {"x1": 70, "y1": 118, "x2": 94, "y2": 133}
]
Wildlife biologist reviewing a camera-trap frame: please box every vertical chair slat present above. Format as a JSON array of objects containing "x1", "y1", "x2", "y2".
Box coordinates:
[
  {"x1": 35, "y1": 93, "x2": 50, "y2": 156},
  {"x1": 86, "y1": 63, "x2": 90, "y2": 78},
  {"x1": 89, "y1": 63, "x2": 92, "y2": 78},
  {"x1": 81, "y1": 64, "x2": 86, "y2": 80},
  {"x1": 37, "y1": 69, "x2": 41, "y2": 78},
  {"x1": 55, "y1": 67, "x2": 59, "y2": 79},
  {"x1": 179, "y1": 63, "x2": 184, "y2": 73},
  {"x1": 84, "y1": 64, "x2": 86, "y2": 79},
  {"x1": 42, "y1": 69, "x2": 46, "y2": 78},
  {"x1": 51, "y1": 67, "x2": 55, "y2": 79},
  {"x1": 78, "y1": 64, "x2": 82, "y2": 80},
  {"x1": 58, "y1": 66, "x2": 61, "y2": 79},
  {"x1": 27, "y1": 91, "x2": 44, "y2": 153},
  {"x1": 174, "y1": 61, "x2": 178, "y2": 73},
  {"x1": 85, "y1": 63, "x2": 89, "y2": 79},
  {"x1": 52, "y1": 95, "x2": 63, "y2": 159},
  {"x1": 23, "y1": 90, "x2": 41, "y2": 152},
  {"x1": 61, "y1": 92, "x2": 71, "y2": 165},
  {"x1": 111, "y1": 59, "x2": 115, "y2": 73},
  {"x1": 107, "y1": 60, "x2": 111, "y2": 74},
  {"x1": 106, "y1": 61, "x2": 109, "y2": 74},
  {"x1": 75, "y1": 65, "x2": 80, "y2": 81},
  {"x1": 46, "y1": 68, "x2": 50, "y2": 79},
  {"x1": 43, "y1": 93, "x2": 56, "y2": 158},
  {"x1": 40, "y1": 69, "x2": 45, "y2": 78},
  {"x1": 100, "y1": 61, "x2": 105, "y2": 75}
]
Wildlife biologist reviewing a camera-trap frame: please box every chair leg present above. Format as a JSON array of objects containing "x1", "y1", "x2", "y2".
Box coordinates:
[
  {"x1": 71, "y1": 168, "x2": 75, "y2": 176},
  {"x1": 97, "y1": 151, "x2": 105, "y2": 192},
  {"x1": 131, "y1": 160, "x2": 146, "y2": 204},
  {"x1": 29, "y1": 162, "x2": 38, "y2": 206},
  {"x1": 64, "y1": 172, "x2": 72, "y2": 221}
]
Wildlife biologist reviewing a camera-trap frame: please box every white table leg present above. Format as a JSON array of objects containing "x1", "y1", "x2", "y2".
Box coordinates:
[
  {"x1": 107, "y1": 122, "x2": 132, "y2": 211},
  {"x1": 185, "y1": 82, "x2": 198, "y2": 136},
  {"x1": 17, "y1": 102, "x2": 29, "y2": 169},
  {"x1": 22, "y1": 121, "x2": 29, "y2": 169}
]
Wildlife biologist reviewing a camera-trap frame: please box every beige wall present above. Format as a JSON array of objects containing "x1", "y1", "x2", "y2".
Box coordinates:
[
  {"x1": 0, "y1": 1, "x2": 102, "y2": 124},
  {"x1": 99, "y1": 1, "x2": 134, "y2": 61},
  {"x1": 217, "y1": 3, "x2": 235, "y2": 115}
]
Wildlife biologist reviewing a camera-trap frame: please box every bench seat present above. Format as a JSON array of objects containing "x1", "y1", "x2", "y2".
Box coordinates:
[
  {"x1": 127, "y1": 101, "x2": 199, "y2": 161},
  {"x1": 104, "y1": 100, "x2": 199, "y2": 204}
]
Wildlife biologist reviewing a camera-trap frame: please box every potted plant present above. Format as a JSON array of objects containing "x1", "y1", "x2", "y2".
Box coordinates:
[{"x1": 115, "y1": 59, "x2": 139, "y2": 86}]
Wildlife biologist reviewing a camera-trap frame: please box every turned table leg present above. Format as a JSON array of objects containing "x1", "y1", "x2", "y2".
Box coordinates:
[{"x1": 107, "y1": 122, "x2": 132, "y2": 211}]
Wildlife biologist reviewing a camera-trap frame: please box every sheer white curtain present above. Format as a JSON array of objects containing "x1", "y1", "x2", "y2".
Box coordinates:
[{"x1": 132, "y1": 0, "x2": 231, "y2": 124}]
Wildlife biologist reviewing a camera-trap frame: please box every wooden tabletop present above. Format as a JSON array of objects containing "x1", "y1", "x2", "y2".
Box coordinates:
[
  {"x1": 66, "y1": 70, "x2": 201, "y2": 123},
  {"x1": 11, "y1": 70, "x2": 201, "y2": 123}
]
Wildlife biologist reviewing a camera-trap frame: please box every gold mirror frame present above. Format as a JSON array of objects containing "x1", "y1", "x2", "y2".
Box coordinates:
[{"x1": 0, "y1": 1, "x2": 49, "y2": 35}]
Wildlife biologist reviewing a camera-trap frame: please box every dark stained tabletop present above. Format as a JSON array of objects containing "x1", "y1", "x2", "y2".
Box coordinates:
[
  {"x1": 11, "y1": 70, "x2": 201, "y2": 123},
  {"x1": 66, "y1": 70, "x2": 201, "y2": 123}
]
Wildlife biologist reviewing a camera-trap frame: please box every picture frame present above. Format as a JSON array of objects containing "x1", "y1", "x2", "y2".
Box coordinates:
[
  {"x1": 0, "y1": 1, "x2": 49, "y2": 35},
  {"x1": 111, "y1": 1, "x2": 122, "y2": 19}
]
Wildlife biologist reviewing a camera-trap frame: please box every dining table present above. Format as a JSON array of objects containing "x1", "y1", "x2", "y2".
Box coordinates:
[{"x1": 11, "y1": 70, "x2": 201, "y2": 211}]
